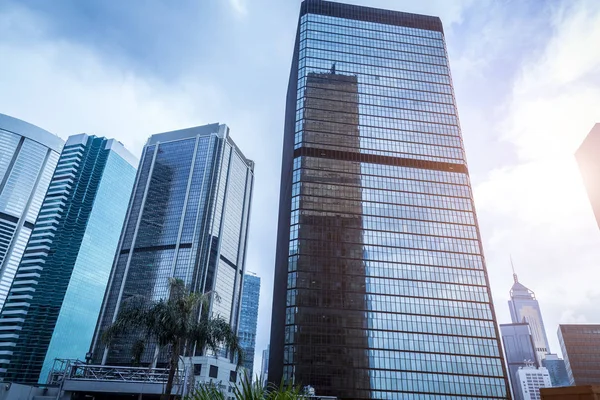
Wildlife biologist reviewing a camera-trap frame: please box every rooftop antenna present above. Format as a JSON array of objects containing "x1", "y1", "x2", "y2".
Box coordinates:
[
  {"x1": 331, "y1": 62, "x2": 336, "y2": 75},
  {"x1": 511, "y1": 255, "x2": 518, "y2": 283}
]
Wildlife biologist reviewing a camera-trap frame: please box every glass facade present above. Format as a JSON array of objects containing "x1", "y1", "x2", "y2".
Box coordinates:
[
  {"x1": 239, "y1": 273, "x2": 261, "y2": 375},
  {"x1": 541, "y1": 354, "x2": 570, "y2": 387},
  {"x1": 500, "y1": 323, "x2": 538, "y2": 400},
  {"x1": 0, "y1": 134, "x2": 136, "y2": 384},
  {"x1": 508, "y1": 274, "x2": 550, "y2": 365},
  {"x1": 0, "y1": 114, "x2": 63, "y2": 309},
  {"x1": 269, "y1": 1, "x2": 510, "y2": 399},
  {"x1": 91, "y1": 124, "x2": 254, "y2": 367},
  {"x1": 558, "y1": 324, "x2": 600, "y2": 386}
]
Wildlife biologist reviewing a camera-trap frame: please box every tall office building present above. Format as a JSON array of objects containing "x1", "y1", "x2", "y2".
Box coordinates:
[
  {"x1": 509, "y1": 273, "x2": 551, "y2": 364},
  {"x1": 0, "y1": 114, "x2": 63, "y2": 308},
  {"x1": 500, "y1": 323, "x2": 539, "y2": 400},
  {"x1": 91, "y1": 124, "x2": 254, "y2": 367},
  {"x1": 542, "y1": 354, "x2": 570, "y2": 387},
  {"x1": 0, "y1": 134, "x2": 137, "y2": 384},
  {"x1": 558, "y1": 324, "x2": 600, "y2": 385},
  {"x1": 239, "y1": 272, "x2": 261, "y2": 375},
  {"x1": 269, "y1": 1, "x2": 510, "y2": 398},
  {"x1": 575, "y1": 124, "x2": 600, "y2": 228}
]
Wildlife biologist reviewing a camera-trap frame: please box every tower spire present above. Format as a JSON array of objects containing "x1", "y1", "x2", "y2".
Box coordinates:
[{"x1": 511, "y1": 255, "x2": 518, "y2": 283}]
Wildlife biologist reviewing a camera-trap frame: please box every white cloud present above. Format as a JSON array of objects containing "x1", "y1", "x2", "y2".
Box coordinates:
[
  {"x1": 0, "y1": 6, "x2": 225, "y2": 155},
  {"x1": 229, "y1": 0, "x2": 248, "y2": 16},
  {"x1": 472, "y1": 0, "x2": 600, "y2": 355}
]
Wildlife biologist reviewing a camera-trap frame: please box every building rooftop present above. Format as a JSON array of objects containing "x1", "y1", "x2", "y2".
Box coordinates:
[
  {"x1": 146, "y1": 123, "x2": 253, "y2": 169},
  {"x1": 301, "y1": 0, "x2": 444, "y2": 33},
  {"x1": 510, "y1": 273, "x2": 536, "y2": 300},
  {"x1": 0, "y1": 113, "x2": 64, "y2": 152}
]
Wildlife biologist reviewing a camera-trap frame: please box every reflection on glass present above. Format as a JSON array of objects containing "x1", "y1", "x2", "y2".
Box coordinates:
[
  {"x1": 92, "y1": 125, "x2": 254, "y2": 367},
  {"x1": 271, "y1": 2, "x2": 510, "y2": 399}
]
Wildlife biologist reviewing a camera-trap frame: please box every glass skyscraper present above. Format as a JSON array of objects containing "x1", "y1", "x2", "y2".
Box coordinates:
[
  {"x1": 269, "y1": 1, "x2": 510, "y2": 398},
  {"x1": 239, "y1": 272, "x2": 261, "y2": 375},
  {"x1": 500, "y1": 323, "x2": 538, "y2": 400},
  {"x1": 541, "y1": 354, "x2": 570, "y2": 387},
  {"x1": 261, "y1": 345, "x2": 269, "y2": 383},
  {"x1": 509, "y1": 273, "x2": 550, "y2": 365},
  {"x1": 91, "y1": 123, "x2": 254, "y2": 367},
  {"x1": 0, "y1": 114, "x2": 63, "y2": 309},
  {"x1": 0, "y1": 134, "x2": 137, "y2": 384}
]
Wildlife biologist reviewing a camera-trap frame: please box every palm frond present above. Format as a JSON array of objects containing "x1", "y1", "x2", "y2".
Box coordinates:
[
  {"x1": 185, "y1": 383, "x2": 226, "y2": 400},
  {"x1": 265, "y1": 380, "x2": 303, "y2": 400},
  {"x1": 197, "y1": 317, "x2": 244, "y2": 367},
  {"x1": 234, "y1": 373, "x2": 267, "y2": 400},
  {"x1": 101, "y1": 295, "x2": 150, "y2": 344}
]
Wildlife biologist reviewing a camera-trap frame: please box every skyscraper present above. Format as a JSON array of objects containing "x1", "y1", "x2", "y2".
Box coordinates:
[
  {"x1": 0, "y1": 114, "x2": 63, "y2": 308},
  {"x1": 0, "y1": 134, "x2": 137, "y2": 384},
  {"x1": 509, "y1": 273, "x2": 551, "y2": 364},
  {"x1": 575, "y1": 123, "x2": 600, "y2": 229},
  {"x1": 91, "y1": 123, "x2": 254, "y2": 368},
  {"x1": 239, "y1": 272, "x2": 261, "y2": 375},
  {"x1": 500, "y1": 323, "x2": 539, "y2": 400},
  {"x1": 261, "y1": 345, "x2": 269, "y2": 384},
  {"x1": 542, "y1": 354, "x2": 570, "y2": 387},
  {"x1": 269, "y1": 1, "x2": 510, "y2": 398},
  {"x1": 558, "y1": 324, "x2": 600, "y2": 385}
]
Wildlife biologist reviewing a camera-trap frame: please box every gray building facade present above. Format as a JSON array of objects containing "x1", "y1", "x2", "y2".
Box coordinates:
[
  {"x1": 91, "y1": 123, "x2": 254, "y2": 366},
  {"x1": 269, "y1": 1, "x2": 510, "y2": 398},
  {"x1": 0, "y1": 114, "x2": 64, "y2": 309}
]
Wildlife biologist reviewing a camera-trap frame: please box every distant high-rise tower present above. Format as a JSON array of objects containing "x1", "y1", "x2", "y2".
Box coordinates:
[
  {"x1": 0, "y1": 114, "x2": 63, "y2": 309},
  {"x1": 269, "y1": 1, "x2": 510, "y2": 398},
  {"x1": 542, "y1": 353, "x2": 570, "y2": 387},
  {"x1": 239, "y1": 273, "x2": 260, "y2": 375},
  {"x1": 261, "y1": 345, "x2": 269, "y2": 384},
  {"x1": 0, "y1": 134, "x2": 136, "y2": 384},
  {"x1": 91, "y1": 124, "x2": 254, "y2": 368},
  {"x1": 500, "y1": 323, "x2": 539, "y2": 400},
  {"x1": 558, "y1": 324, "x2": 600, "y2": 385},
  {"x1": 576, "y1": 124, "x2": 600, "y2": 228},
  {"x1": 509, "y1": 272, "x2": 551, "y2": 364}
]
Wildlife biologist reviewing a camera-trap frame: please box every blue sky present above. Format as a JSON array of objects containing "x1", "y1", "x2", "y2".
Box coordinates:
[{"x1": 2, "y1": 0, "x2": 600, "y2": 376}]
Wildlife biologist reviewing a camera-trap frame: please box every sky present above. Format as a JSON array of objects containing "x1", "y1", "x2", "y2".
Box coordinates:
[{"x1": 1, "y1": 0, "x2": 600, "y2": 377}]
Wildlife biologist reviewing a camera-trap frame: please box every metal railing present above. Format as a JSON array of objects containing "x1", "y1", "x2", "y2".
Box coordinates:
[{"x1": 48, "y1": 359, "x2": 182, "y2": 386}]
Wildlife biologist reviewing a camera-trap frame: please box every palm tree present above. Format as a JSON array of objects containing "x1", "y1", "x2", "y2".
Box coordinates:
[
  {"x1": 102, "y1": 278, "x2": 243, "y2": 400},
  {"x1": 185, "y1": 374, "x2": 304, "y2": 400}
]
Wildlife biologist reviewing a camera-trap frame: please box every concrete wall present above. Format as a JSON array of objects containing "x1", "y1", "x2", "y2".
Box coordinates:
[{"x1": 0, "y1": 383, "x2": 64, "y2": 400}]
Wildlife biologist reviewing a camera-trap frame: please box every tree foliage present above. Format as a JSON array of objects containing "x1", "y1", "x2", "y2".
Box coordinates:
[
  {"x1": 186, "y1": 374, "x2": 304, "y2": 400},
  {"x1": 102, "y1": 278, "x2": 243, "y2": 400}
]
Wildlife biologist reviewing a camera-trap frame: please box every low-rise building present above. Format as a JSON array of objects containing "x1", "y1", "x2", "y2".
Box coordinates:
[
  {"x1": 517, "y1": 366, "x2": 552, "y2": 400},
  {"x1": 541, "y1": 385, "x2": 600, "y2": 400}
]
